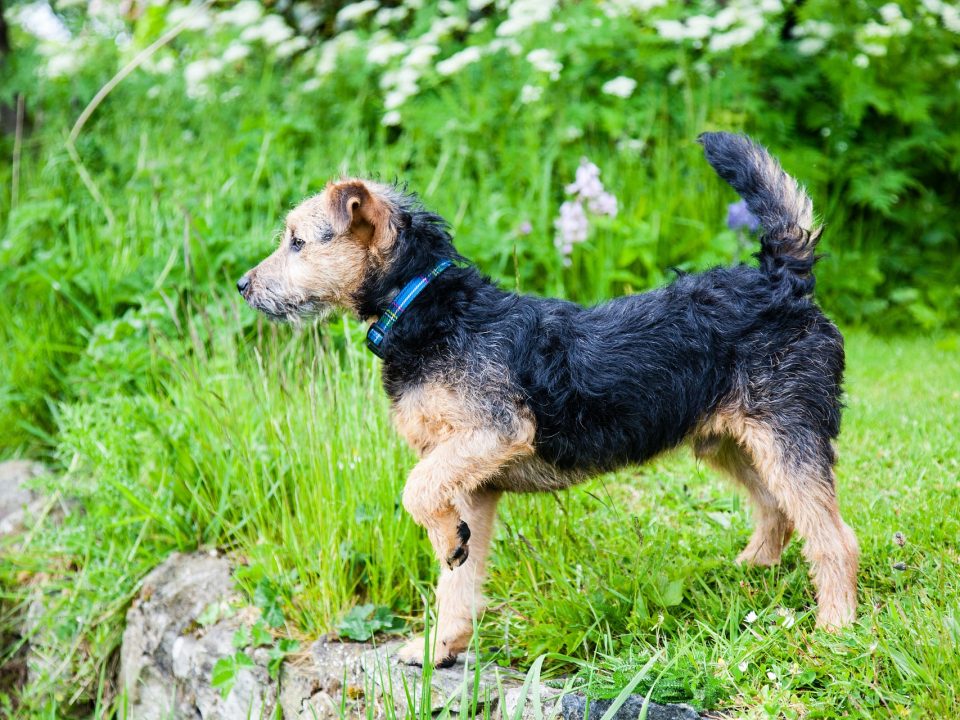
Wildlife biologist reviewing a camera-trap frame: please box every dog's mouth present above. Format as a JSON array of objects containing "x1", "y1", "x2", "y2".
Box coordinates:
[{"x1": 244, "y1": 290, "x2": 331, "y2": 325}]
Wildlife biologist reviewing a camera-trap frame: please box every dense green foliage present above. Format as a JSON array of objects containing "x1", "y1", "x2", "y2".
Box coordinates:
[{"x1": 1, "y1": 0, "x2": 959, "y2": 717}]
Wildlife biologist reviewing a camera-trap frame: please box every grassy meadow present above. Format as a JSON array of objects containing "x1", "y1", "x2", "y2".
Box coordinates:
[{"x1": 2, "y1": 0, "x2": 960, "y2": 717}]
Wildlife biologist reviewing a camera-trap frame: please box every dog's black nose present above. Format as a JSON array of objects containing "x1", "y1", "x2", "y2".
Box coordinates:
[{"x1": 236, "y1": 276, "x2": 250, "y2": 295}]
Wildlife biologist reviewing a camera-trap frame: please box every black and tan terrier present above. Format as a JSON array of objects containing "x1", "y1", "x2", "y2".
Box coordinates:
[{"x1": 238, "y1": 133, "x2": 859, "y2": 667}]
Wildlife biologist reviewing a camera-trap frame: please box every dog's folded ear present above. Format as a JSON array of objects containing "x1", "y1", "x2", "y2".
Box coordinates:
[{"x1": 327, "y1": 180, "x2": 392, "y2": 247}]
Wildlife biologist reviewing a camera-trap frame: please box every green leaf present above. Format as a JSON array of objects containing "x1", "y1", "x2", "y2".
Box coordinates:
[
  {"x1": 336, "y1": 604, "x2": 404, "y2": 641},
  {"x1": 211, "y1": 652, "x2": 254, "y2": 700},
  {"x1": 267, "y1": 638, "x2": 300, "y2": 680},
  {"x1": 232, "y1": 626, "x2": 251, "y2": 650},
  {"x1": 251, "y1": 621, "x2": 273, "y2": 647}
]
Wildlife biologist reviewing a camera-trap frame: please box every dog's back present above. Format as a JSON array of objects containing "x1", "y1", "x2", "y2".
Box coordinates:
[{"x1": 510, "y1": 134, "x2": 842, "y2": 472}]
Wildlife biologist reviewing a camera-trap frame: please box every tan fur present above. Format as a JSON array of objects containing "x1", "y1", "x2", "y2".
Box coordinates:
[
  {"x1": 392, "y1": 375, "x2": 536, "y2": 665},
  {"x1": 241, "y1": 180, "x2": 399, "y2": 319},
  {"x1": 695, "y1": 409, "x2": 859, "y2": 629},
  {"x1": 397, "y1": 490, "x2": 501, "y2": 666}
]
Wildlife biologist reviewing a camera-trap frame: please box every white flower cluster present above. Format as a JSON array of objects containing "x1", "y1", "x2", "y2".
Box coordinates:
[
  {"x1": 601, "y1": 75, "x2": 637, "y2": 98},
  {"x1": 496, "y1": 0, "x2": 557, "y2": 37},
  {"x1": 654, "y1": 0, "x2": 781, "y2": 53},
  {"x1": 554, "y1": 159, "x2": 618, "y2": 265},
  {"x1": 792, "y1": 19, "x2": 835, "y2": 56}
]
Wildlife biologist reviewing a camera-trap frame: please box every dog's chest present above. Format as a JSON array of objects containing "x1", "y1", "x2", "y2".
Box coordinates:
[{"x1": 390, "y1": 383, "x2": 464, "y2": 456}]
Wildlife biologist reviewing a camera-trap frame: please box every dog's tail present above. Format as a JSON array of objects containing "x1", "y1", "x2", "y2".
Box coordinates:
[{"x1": 698, "y1": 132, "x2": 821, "y2": 295}]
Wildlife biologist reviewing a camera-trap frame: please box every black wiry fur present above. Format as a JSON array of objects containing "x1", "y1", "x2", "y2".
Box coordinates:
[{"x1": 358, "y1": 133, "x2": 843, "y2": 477}]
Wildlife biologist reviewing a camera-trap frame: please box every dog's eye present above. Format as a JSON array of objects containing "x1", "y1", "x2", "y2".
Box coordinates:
[{"x1": 290, "y1": 236, "x2": 304, "y2": 252}]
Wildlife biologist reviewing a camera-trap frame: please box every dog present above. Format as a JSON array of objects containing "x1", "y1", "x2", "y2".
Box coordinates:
[{"x1": 238, "y1": 132, "x2": 859, "y2": 667}]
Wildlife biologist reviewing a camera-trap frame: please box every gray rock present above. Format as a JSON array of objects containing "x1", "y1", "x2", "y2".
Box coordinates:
[
  {"x1": 118, "y1": 551, "x2": 279, "y2": 720},
  {"x1": 497, "y1": 684, "x2": 565, "y2": 719},
  {"x1": 360, "y1": 640, "x2": 526, "y2": 716},
  {"x1": 0, "y1": 460, "x2": 48, "y2": 536},
  {"x1": 561, "y1": 694, "x2": 701, "y2": 720}
]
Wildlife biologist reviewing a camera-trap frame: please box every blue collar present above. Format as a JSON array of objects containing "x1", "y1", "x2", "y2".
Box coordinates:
[{"x1": 366, "y1": 259, "x2": 454, "y2": 358}]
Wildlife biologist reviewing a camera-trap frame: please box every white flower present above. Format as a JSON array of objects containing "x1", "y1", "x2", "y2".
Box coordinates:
[
  {"x1": 861, "y1": 42, "x2": 888, "y2": 56},
  {"x1": 218, "y1": 0, "x2": 262, "y2": 27},
  {"x1": 222, "y1": 42, "x2": 251, "y2": 63},
  {"x1": 854, "y1": 53, "x2": 870, "y2": 68},
  {"x1": 294, "y1": 6, "x2": 322, "y2": 34},
  {"x1": 303, "y1": 77, "x2": 322, "y2": 92},
  {"x1": 367, "y1": 40, "x2": 407, "y2": 65},
  {"x1": 405, "y1": 43, "x2": 440, "y2": 68},
  {"x1": 184, "y1": 58, "x2": 224, "y2": 99},
  {"x1": 374, "y1": 6, "x2": 409, "y2": 26},
  {"x1": 617, "y1": 137, "x2": 646, "y2": 154},
  {"x1": 487, "y1": 38, "x2": 523, "y2": 56},
  {"x1": 744, "y1": 610, "x2": 758, "y2": 624},
  {"x1": 382, "y1": 110, "x2": 402, "y2": 126},
  {"x1": 336, "y1": 0, "x2": 379, "y2": 27},
  {"x1": 143, "y1": 54, "x2": 176, "y2": 75},
  {"x1": 526, "y1": 48, "x2": 562, "y2": 79},
  {"x1": 167, "y1": 4, "x2": 213, "y2": 31},
  {"x1": 685, "y1": 14, "x2": 713, "y2": 39},
  {"x1": 381, "y1": 66, "x2": 419, "y2": 91},
  {"x1": 879, "y1": 3, "x2": 903, "y2": 23},
  {"x1": 766, "y1": 671, "x2": 778, "y2": 682},
  {"x1": 11, "y1": 0, "x2": 71, "y2": 42},
  {"x1": 709, "y1": 25, "x2": 759, "y2": 52},
  {"x1": 421, "y1": 15, "x2": 467, "y2": 43},
  {"x1": 667, "y1": 67, "x2": 685, "y2": 85},
  {"x1": 796, "y1": 37, "x2": 825, "y2": 55},
  {"x1": 468, "y1": 0, "x2": 494, "y2": 10},
  {"x1": 496, "y1": 0, "x2": 556, "y2": 36},
  {"x1": 794, "y1": 20, "x2": 835, "y2": 39},
  {"x1": 520, "y1": 84, "x2": 543, "y2": 103},
  {"x1": 603, "y1": 0, "x2": 667, "y2": 17},
  {"x1": 241, "y1": 15, "x2": 294, "y2": 46},
  {"x1": 276, "y1": 36, "x2": 309, "y2": 59},
  {"x1": 738, "y1": 661, "x2": 749, "y2": 673},
  {"x1": 601, "y1": 75, "x2": 637, "y2": 98},
  {"x1": 436, "y1": 46, "x2": 484, "y2": 76},
  {"x1": 655, "y1": 20, "x2": 688, "y2": 41},
  {"x1": 941, "y1": 5, "x2": 960, "y2": 32},
  {"x1": 45, "y1": 49, "x2": 82, "y2": 77}
]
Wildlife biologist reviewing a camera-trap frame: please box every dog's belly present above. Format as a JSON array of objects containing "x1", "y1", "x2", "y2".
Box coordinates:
[{"x1": 486, "y1": 455, "x2": 586, "y2": 493}]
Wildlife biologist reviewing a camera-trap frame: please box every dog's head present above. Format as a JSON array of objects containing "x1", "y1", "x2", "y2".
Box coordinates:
[{"x1": 237, "y1": 179, "x2": 403, "y2": 323}]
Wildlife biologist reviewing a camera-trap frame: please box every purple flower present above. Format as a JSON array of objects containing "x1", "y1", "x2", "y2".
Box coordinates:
[
  {"x1": 553, "y1": 157, "x2": 619, "y2": 262},
  {"x1": 517, "y1": 220, "x2": 533, "y2": 235},
  {"x1": 588, "y1": 190, "x2": 618, "y2": 218},
  {"x1": 727, "y1": 199, "x2": 760, "y2": 233},
  {"x1": 554, "y1": 199, "x2": 589, "y2": 253}
]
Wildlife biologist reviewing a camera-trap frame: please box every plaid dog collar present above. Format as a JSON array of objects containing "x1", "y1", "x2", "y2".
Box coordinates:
[{"x1": 366, "y1": 259, "x2": 454, "y2": 358}]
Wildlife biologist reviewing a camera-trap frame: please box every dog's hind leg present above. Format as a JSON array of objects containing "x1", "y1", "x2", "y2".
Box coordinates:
[
  {"x1": 398, "y1": 490, "x2": 501, "y2": 667},
  {"x1": 732, "y1": 422, "x2": 859, "y2": 630},
  {"x1": 696, "y1": 435, "x2": 793, "y2": 567}
]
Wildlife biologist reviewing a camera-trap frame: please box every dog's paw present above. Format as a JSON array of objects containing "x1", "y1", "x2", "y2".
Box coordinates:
[
  {"x1": 397, "y1": 636, "x2": 427, "y2": 666},
  {"x1": 396, "y1": 636, "x2": 458, "y2": 668},
  {"x1": 446, "y1": 520, "x2": 471, "y2": 569}
]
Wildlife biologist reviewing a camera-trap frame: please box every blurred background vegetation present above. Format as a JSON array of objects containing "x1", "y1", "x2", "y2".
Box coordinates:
[{"x1": 1, "y1": 0, "x2": 959, "y2": 715}]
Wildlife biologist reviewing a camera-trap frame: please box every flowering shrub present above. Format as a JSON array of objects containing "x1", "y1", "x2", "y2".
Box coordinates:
[{"x1": 2, "y1": 0, "x2": 959, "y2": 329}]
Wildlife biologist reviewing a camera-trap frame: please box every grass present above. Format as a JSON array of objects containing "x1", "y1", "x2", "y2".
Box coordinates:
[
  {"x1": 4, "y1": 322, "x2": 958, "y2": 717},
  {"x1": 1, "y1": 9, "x2": 958, "y2": 715}
]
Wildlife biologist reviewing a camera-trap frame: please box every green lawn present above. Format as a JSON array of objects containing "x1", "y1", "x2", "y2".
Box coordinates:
[
  {"x1": 2, "y1": 1, "x2": 959, "y2": 712},
  {"x1": 7, "y1": 323, "x2": 958, "y2": 717}
]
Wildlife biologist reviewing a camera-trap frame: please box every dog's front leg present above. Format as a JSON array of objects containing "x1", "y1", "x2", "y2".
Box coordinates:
[
  {"x1": 399, "y1": 429, "x2": 530, "y2": 667},
  {"x1": 401, "y1": 429, "x2": 524, "y2": 568},
  {"x1": 399, "y1": 490, "x2": 502, "y2": 667}
]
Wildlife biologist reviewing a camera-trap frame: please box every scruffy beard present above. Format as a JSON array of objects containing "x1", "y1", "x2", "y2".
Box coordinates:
[{"x1": 246, "y1": 291, "x2": 334, "y2": 326}]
